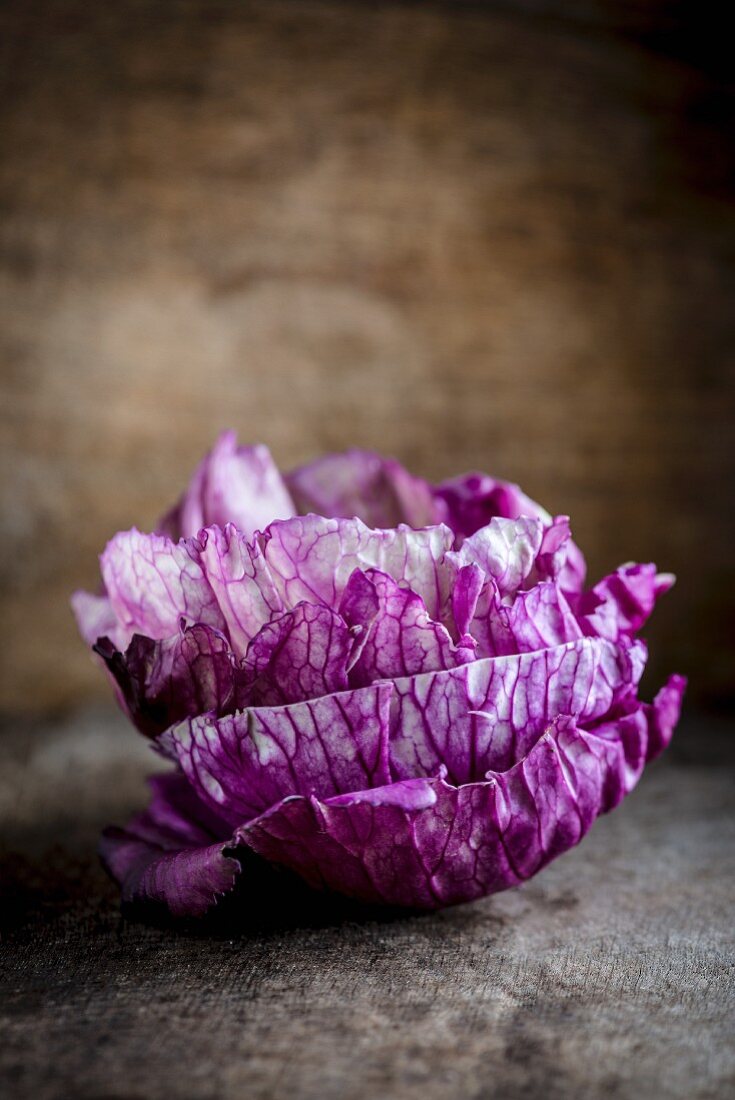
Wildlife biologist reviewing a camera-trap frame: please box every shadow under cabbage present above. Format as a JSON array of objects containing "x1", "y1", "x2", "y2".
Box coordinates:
[{"x1": 121, "y1": 847, "x2": 432, "y2": 936}]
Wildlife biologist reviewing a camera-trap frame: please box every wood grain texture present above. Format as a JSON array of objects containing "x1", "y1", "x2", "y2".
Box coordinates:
[
  {"x1": 1, "y1": 706, "x2": 733, "y2": 1099},
  {"x1": 1, "y1": 0, "x2": 734, "y2": 714}
]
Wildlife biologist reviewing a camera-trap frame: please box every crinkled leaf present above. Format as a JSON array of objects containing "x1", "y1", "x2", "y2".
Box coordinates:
[
  {"x1": 261, "y1": 515, "x2": 455, "y2": 618},
  {"x1": 95, "y1": 624, "x2": 245, "y2": 737},
  {"x1": 244, "y1": 602, "x2": 353, "y2": 706},
  {"x1": 388, "y1": 636, "x2": 645, "y2": 782},
  {"x1": 450, "y1": 563, "x2": 485, "y2": 637},
  {"x1": 237, "y1": 707, "x2": 649, "y2": 909},
  {"x1": 161, "y1": 683, "x2": 393, "y2": 825},
  {"x1": 577, "y1": 563, "x2": 675, "y2": 642},
  {"x1": 471, "y1": 579, "x2": 583, "y2": 657},
  {"x1": 340, "y1": 568, "x2": 475, "y2": 685},
  {"x1": 533, "y1": 515, "x2": 587, "y2": 592},
  {"x1": 197, "y1": 524, "x2": 284, "y2": 656},
  {"x1": 97, "y1": 524, "x2": 285, "y2": 663},
  {"x1": 101, "y1": 529, "x2": 226, "y2": 644},
  {"x1": 447, "y1": 516, "x2": 543, "y2": 596},
  {"x1": 643, "y1": 674, "x2": 686, "y2": 761},
  {"x1": 99, "y1": 772, "x2": 239, "y2": 918}
]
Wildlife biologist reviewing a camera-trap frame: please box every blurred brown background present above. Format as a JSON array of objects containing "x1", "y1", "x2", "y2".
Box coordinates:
[{"x1": 1, "y1": 0, "x2": 733, "y2": 716}]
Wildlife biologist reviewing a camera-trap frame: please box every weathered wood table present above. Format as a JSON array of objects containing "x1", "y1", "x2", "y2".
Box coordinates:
[{"x1": 1, "y1": 706, "x2": 733, "y2": 1099}]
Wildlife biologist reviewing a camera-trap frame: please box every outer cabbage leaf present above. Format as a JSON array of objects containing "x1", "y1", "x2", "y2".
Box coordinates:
[
  {"x1": 99, "y1": 772, "x2": 240, "y2": 918},
  {"x1": 236, "y1": 698, "x2": 668, "y2": 908},
  {"x1": 387, "y1": 636, "x2": 645, "y2": 782},
  {"x1": 160, "y1": 683, "x2": 393, "y2": 825},
  {"x1": 102, "y1": 670, "x2": 683, "y2": 915}
]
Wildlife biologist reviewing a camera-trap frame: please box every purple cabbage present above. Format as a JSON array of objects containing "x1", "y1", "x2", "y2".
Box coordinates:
[{"x1": 73, "y1": 432, "x2": 685, "y2": 917}]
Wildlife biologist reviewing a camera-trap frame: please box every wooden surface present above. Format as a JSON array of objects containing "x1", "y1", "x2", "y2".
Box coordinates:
[
  {"x1": 1, "y1": 0, "x2": 734, "y2": 716},
  {"x1": 1, "y1": 705, "x2": 733, "y2": 1099}
]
